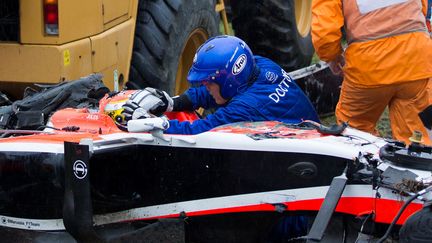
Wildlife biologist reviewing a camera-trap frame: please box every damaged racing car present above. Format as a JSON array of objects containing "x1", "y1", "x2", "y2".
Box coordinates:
[{"x1": 0, "y1": 75, "x2": 431, "y2": 242}]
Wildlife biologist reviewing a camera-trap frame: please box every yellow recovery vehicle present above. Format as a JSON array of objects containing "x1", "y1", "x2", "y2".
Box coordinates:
[{"x1": 0, "y1": 0, "x2": 313, "y2": 99}]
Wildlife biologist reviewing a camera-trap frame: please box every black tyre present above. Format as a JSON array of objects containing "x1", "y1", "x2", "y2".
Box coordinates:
[
  {"x1": 399, "y1": 205, "x2": 432, "y2": 243},
  {"x1": 230, "y1": 0, "x2": 314, "y2": 71},
  {"x1": 128, "y1": 0, "x2": 219, "y2": 95}
]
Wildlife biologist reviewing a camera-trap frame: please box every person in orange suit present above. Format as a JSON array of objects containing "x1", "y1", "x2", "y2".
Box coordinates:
[{"x1": 312, "y1": 0, "x2": 432, "y2": 145}]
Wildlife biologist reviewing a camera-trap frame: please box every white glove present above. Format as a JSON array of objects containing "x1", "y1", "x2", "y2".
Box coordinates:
[
  {"x1": 122, "y1": 89, "x2": 153, "y2": 121},
  {"x1": 127, "y1": 116, "x2": 170, "y2": 132},
  {"x1": 131, "y1": 107, "x2": 152, "y2": 120},
  {"x1": 122, "y1": 101, "x2": 153, "y2": 121},
  {"x1": 122, "y1": 88, "x2": 174, "y2": 121},
  {"x1": 143, "y1": 87, "x2": 174, "y2": 115}
]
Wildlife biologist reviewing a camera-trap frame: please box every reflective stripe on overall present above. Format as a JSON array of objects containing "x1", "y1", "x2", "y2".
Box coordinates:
[{"x1": 343, "y1": 0, "x2": 428, "y2": 44}]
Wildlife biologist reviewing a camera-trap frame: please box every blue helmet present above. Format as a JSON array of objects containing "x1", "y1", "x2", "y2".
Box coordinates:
[{"x1": 187, "y1": 35, "x2": 255, "y2": 100}]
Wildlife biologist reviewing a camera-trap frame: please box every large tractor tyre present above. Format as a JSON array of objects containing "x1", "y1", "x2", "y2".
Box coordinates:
[
  {"x1": 127, "y1": 0, "x2": 219, "y2": 95},
  {"x1": 230, "y1": 0, "x2": 314, "y2": 71}
]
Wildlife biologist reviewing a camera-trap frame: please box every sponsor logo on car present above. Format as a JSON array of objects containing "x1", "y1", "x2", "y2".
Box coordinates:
[{"x1": 73, "y1": 160, "x2": 88, "y2": 179}]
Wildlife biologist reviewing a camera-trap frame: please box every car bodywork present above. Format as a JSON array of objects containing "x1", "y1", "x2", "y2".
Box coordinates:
[{"x1": 0, "y1": 101, "x2": 430, "y2": 241}]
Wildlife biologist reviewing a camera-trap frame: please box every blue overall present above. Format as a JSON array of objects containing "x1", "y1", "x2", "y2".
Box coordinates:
[
  {"x1": 166, "y1": 56, "x2": 319, "y2": 135},
  {"x1": 428, "y1": 0, "x2": 431, "y2": 22}
]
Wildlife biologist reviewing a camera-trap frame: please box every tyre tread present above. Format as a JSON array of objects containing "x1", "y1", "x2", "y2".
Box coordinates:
[
  {"x1": 230, "y1": 0, "x2": 313, "y2": 71},
  {"x1": 128, "y1": 0, "x2": 219, "y2": 93}
]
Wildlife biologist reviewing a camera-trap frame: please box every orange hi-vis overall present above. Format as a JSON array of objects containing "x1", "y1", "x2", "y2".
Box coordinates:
[{"x1": 312, "y1": 0, "x2": 432, "y2": 145}]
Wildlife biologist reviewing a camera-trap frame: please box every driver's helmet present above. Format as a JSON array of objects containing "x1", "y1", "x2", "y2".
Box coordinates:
[
  {"x1": 187, "y1": 35, "x2": 255, "y2": 100},
  {"x1": 99, "y1": 90, "x2": 135, "y2": 127}
]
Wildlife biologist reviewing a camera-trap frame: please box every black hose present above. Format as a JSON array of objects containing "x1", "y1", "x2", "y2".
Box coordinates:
[
  {"x1": 377, "y1": 186, "x2": 432, "y2": 243},
  {"x1": 377, "y1": 194, "x2": 418, "y2": 243}
]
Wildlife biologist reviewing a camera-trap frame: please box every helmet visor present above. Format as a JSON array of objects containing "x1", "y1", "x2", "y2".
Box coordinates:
[{"x1": 187, "y1": 66, "x2": 219, "y2": 83}]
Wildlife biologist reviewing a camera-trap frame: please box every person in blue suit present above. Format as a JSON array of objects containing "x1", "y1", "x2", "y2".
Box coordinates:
[
  {"x1": 122, "y1": 35, "x2": 316, "y2": 240},
  {"x1": 123, "y1": 35, "x2": 319, "y2": 135}
]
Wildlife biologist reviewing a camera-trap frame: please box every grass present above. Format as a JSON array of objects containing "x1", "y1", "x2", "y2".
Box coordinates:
[
  {"x1": 375, "y1": 108, "x2": 392, "y2": 139},
  {"x1": 311, "y1": 52, "x2": 321, "y2": 65}
]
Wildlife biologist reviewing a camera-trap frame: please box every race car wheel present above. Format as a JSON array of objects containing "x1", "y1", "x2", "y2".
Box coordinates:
[
  {"x1": 127, "y1": 0, "x2": 219, "y2": 95},
  {"x1": 230, "y1": 0, "x2": 314, "y2": 71},
  {"x1": 399, "y1": 205, "x2": 432, "y2": 243}
]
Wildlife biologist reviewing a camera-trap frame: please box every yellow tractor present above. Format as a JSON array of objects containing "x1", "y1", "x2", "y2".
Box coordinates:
[{"x1": 0, "y1": 0, "x2": 313, "y2": 99}]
